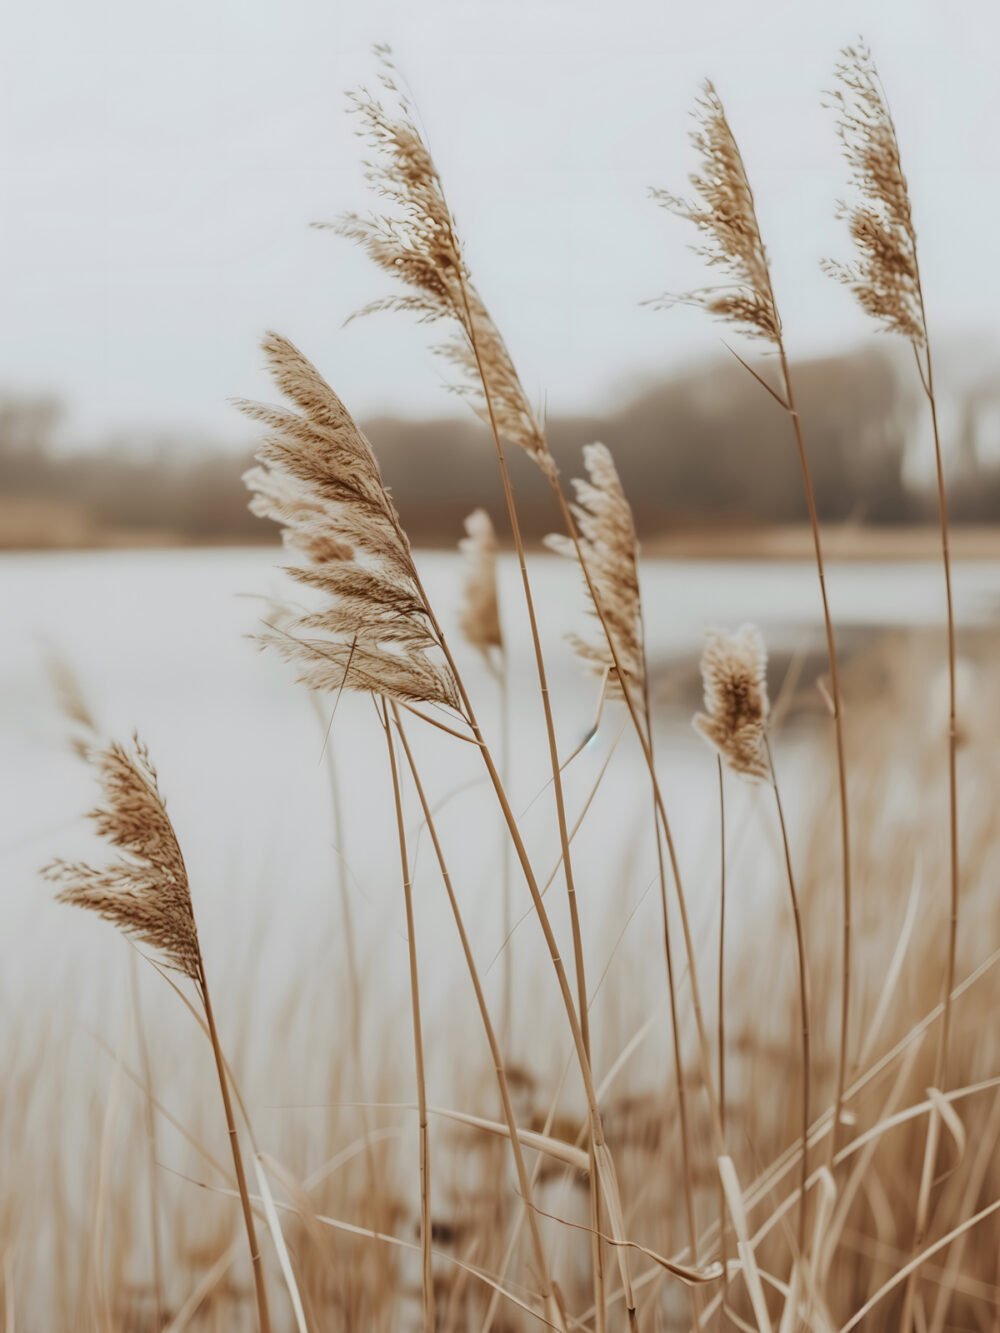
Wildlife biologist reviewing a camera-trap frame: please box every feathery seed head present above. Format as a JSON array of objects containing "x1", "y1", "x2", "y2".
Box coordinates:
[
  {"x1": 44, "y1": 735, "x2": 202, "y2": 980},
  {"x1": 240, "y1": 332, "x2": 460, "y2": 711},
  {"x1": 545, "y1": 443, "x2": 645, "y2": 700},
  {"x1": 693, "y1": 625, "x2": 770, "y2": 780},
  {"x1": 652, "y1": 82, "x2": 780, "y2": 345},
  {"x1": 458, "y1": 509, "x2": 503, "y2": 658},
  {"x1": 823, "y1": 43, "x2": 924, "y2": 345},
  {"x1": 325, "y1": 47, "x2": 551, "y2": 472}
]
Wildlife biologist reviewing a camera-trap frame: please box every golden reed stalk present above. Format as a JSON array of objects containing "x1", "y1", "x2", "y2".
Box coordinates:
[{"x1": 825, "y1": 43, "x2": 960, "y2": 1330}]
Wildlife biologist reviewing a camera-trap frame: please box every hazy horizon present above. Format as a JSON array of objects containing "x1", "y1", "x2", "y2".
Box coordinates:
[{"x1": 2, "y1": 0, "x2": 999, "y2": 450}]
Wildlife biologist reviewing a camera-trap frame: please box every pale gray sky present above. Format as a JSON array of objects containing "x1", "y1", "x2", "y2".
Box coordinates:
[{"x1": 1, "y1": 0, "x2": 997, "y2": 448}]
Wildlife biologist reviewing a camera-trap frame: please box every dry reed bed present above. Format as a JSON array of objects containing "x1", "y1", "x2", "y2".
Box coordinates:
[{"x1": 1, "y1": 39, "x2": 995, "y2": 1333}]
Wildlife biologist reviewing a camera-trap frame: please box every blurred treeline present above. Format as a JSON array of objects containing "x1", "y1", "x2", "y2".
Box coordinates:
[{"x1": 2, "y1": 345, "x2": 999, "y2": 549}]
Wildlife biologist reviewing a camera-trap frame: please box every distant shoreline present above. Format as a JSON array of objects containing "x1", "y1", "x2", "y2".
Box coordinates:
[
  {"x1": 4, "y1": 524, "x2": 1000, "y2": 560},
  {"x1": 640, "y1": 524, "x2": 1000, "y2": 561}
]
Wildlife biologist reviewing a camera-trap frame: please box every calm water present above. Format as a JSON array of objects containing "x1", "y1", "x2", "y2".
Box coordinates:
[{"x1": 1, "y1": 548, "x2": 997, "y2": 1031}]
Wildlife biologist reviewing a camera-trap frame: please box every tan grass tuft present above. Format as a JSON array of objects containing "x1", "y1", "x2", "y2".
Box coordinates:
[
  {"x1": 693, "y1": 625, "x2": 770, "y2": 780},
  {"x1": 545, "y1": 443, "x2": 644, "y2": 700},
  {"x1": 239, "y1": 331, "x2": 459, "y2": 711},
  {"x1": 651, "y1": 82, "x2": 780, "y2": 344},
  {"x1": 823, "y1": 43, "x2": 923, "y2": 344}
]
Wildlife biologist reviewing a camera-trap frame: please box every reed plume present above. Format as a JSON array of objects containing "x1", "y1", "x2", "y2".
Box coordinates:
[
  {"x1": 822, "y1": 44, "x2": 922, "y2": 343},
  {"x1": 326, "y1": 48, "x2": 549, "y2": 473},
  {"x1": 650, "y1": 83, "x2": 779, "y2": 344},
  {"x1": 44, "y1": 734, "x2": 272, "y2": 1332},
  {"x1": 693, "y1": 626, "x2": 770, "y2": 781},
  {"x1": 657, "y1": 77, "x2": 854, "y2": 1168},
  {"x1": 458, "y1": 508, "x2": 503, "y2": 660},
  {"x1": 45, "y1": 736, "x2": 201, "y2": 979},
  {"x1": 545, "y1": 442, "x2": 645, "y2": 702},
  {"x1": 826, "y1": 42, "x2": 959, "y2": 1331},
  {"x1": 239, "y1": 331, "x2": 459, "y2": 713}
]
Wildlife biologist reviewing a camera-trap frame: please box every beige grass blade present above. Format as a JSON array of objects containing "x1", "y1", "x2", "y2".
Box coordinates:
[
  {"x1": 719, "y1": 1155, "x2": 773, "y2": 1333},
  {"x1": 428, "y1": 1105, "x2": 589, "y2": 1173},
  {"x1": 593, "y1": 1144, "x2": 636, "y2": 1324},
  {"x1": 253, "y1": 1155, "x2": 309, "y2": 1333}
]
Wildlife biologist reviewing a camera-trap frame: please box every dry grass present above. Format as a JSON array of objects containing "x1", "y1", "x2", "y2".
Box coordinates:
[
  {"x1": 2, "y1": 37, "x2": 997, "y2": 1333},
  {"x1": 7, "y1": 632, "x2": 1000, "y2": 1331}
]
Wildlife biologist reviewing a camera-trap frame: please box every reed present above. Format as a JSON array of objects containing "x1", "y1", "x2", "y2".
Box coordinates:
[
  {"x1": 43, "y1": 735, "x2": 273, "y2": 1333},
  {"x1": 824, "y1": 46, "x2": 960, "y2": 1327}
]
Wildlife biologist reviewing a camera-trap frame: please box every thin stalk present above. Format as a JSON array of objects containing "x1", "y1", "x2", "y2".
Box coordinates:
[
  {"x1": 638, "y1": 635, "x2": 702, "y2": 1332},
  {"x1": 380, "y1": 700, "x2": 434, "y2": 1332},
  {"x1": 913, "y1": 305, "x2": 959, "y2": 1089},
  {"x1": 499, "y1": 657, "x2": 514, "y2": 1055},
  {"x1": 453, "y1": 276, "x2": 607, "y2": 1330},
  {"x1": 391, "y1": 705, "x2": 565, "y2": 1333},
  {"x1": 129, "y1": 953, "x2": 164, "y2": 1331},
  {"x1": 480, "y1": 719, "x2": 627, "y2": 1333},
  {"x1": 765, "y1": 736, "x2": 810, "y2": 1262},
  {"x1": 772, "y1": 340, "x2": 852, "y2": 1162},
  {"x1": 313, "y1": 696, "x2": 379, "y2": 1211},
  {"x1": 651, "y1": 801, "x2": 703, "y2": 1333},
  {"x1": 898, "y1": 279, "x2": 959, "y2": 1333},
  {"x1": 197, "y1": 973, "x2": 271, "y2": 1333},
  {"x1": 716, "y1": 758, "x2": 729, "y2": 1330}
]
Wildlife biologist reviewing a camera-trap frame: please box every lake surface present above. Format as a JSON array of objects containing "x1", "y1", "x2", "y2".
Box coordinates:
[{"x1": 2, "y1": 548, "x2": 997, "y2": 1038}]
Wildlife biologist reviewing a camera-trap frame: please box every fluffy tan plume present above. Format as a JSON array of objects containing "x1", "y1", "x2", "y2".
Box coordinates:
[
  {"x1": 545, "y1": 443, "x2": 644, "y2": 699},
  {"x1": 240, "y1": 331, "x2": 459, "y2": 711},
  {"x1": 651, "y1": 82, "x2": 779, "y2": 344},
  {"x1": 693, "y1": 625, "x2": 770, "y2": 780},
  {"x1": 823, "y1": 42, "x2": 924, "y2": 345},
  {"x1": 458, "y1": 509, "x2": 503, "y2": 658},
  {"x1": 44, "y1": 735, "x2": 201, "y2": 980},
  {"x1": 323, "y1": 47, "x2": 549, "y2": 472}
]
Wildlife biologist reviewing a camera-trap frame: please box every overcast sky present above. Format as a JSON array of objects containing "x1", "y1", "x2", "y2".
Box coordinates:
[{"x1": 1, "y1": 0, "x2": 997, "y2": 449}]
